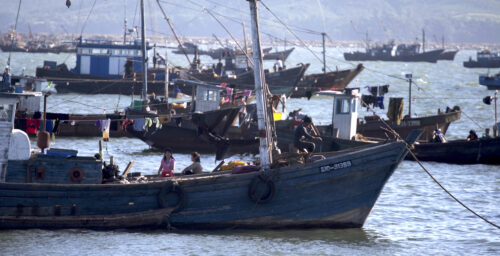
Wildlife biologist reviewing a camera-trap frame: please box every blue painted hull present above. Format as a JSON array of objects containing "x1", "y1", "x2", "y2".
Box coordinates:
[
  {"x1": 0, "y1": 142, "x2": 407, "y2": 229},
  {"x1": 479, "y1": 75, "x2": 500, "y2": 90}
]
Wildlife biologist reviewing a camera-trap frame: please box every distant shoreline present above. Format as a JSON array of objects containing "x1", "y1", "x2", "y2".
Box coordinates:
[{"x1": 4, "y1": 32, "x2": 500, "y2": 51}]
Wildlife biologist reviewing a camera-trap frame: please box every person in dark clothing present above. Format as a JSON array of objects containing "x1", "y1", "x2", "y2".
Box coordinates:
[
  {"x1": 124, "y1": 58, "x2": 134, "y2": 78},
  {"x1": 215, "y1": 59, "x2": 223, "y2": 76},
  {"x1": 466, "y1": 129, "x2": 478, "y2": 141},
  {"x1": 294, "y1": 116, "x2": 322, "y2": 161}
]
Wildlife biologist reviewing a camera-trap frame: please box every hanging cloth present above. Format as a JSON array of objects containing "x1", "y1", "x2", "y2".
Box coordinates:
[
  {"x1": 133, "y1": 118, "x2": 146, "y2": 131},
  {"x1": 102, "y1": 118, "x2": 111, "y2": 141},
  {"x1": 377, "y1": 96, "x2": 385, "y2": 109},
  {"x1": 387, "y1": 98, "x2": 404, "y2": 125},
  {"x1": 45, "y1": 119, "x2": 54, "y2": 133},
  {"x1": 26, "y1": 119, "x2": 40, "y2": 135}
]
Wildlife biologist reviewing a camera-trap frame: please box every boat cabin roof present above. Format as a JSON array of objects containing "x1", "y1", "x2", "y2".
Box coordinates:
[{"x1": 77, "y1": 38, "x2": 151, "y2": 50}]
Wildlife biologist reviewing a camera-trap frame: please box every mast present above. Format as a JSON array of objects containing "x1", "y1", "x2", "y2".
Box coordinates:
[
  {"x1": 248, "y1": 0, "x2": 272, "y2": 168},
  {"x1": 123, "y1": 19, "x2": 127, "y2": 44},
  {"x1": 406, "y1": 73, "x2": 413, "y2": 117},
  {"x1": 7, "y1": 0, "x2": 22, "y2": 67},
  {"x1": 164, "y1": 47, "x2": 169, "y2": 107},
  {"x1": 140, "y1": 0, "x2": 148, "y2": 99},
  {"x1": 422, "y1": 29, "x2": 425, "y2": 52},
  {"x1": 321, "y1": 32, "x2": 326, "y2": 74},
  {"x1": 242, "y1": 21, "x2": 249, "y2": 69}
]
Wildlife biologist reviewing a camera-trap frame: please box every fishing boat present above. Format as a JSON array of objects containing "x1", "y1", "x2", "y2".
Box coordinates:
[
  {"x1": 188, "y1": 63, "x2": 309, "y2": 97},
  {"x1": 479, "y1": 72, "x2": 500, "y2": 90},
  {"x1": 173, "y1": 42, "x2": 292, "y2": 61},
  {"x1": 124, "y1": 81, "x2": 251, "y2": 160},
  {"x1": 408, "y1": 137, "x2": 500, "y2": 165},
  {"x1": 357, "y1": 108, "x2": 461, "y2": 142},
  {"x1": 34, "y1": 37, "x2": 173, "y2": 95},
  {"x1": 344, "y1": 41, "x2": 443, "y2": 63},
  {"x1": 0, "y1": 0, "x2": 419, "y2": 230},
  {"x1": 463, "y1": 50, "x2": 500, "y2": 68},
  {"x1": 345, "y1": 30, "x2": 444, "y2": 63}
]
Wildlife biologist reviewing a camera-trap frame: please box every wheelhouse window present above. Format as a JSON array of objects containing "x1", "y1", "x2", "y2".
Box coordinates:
[
  {"x1": 0, "y1": 104, "x2": 13, "y2": 122},
  {"x1": 336, "y1": 99, "x2": 351, "y2": 114}
]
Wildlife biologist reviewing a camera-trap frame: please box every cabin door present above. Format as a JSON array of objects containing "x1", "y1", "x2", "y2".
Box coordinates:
[{"x1": 80, "y1": 56, "x2": 91, "y2": 75}]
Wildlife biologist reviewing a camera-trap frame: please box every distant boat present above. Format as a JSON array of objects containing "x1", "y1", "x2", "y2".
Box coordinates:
[
  {"x1": 408, "y1": 137, "x2": 500, "y2": 165},
  {"x1": 463, "y1": 50, "x2": 500, "y2": 68},
  {"x1": 479, "y1": 72, "x2": 500, "y2": 90},
  {"x1": 357, "y1": 107, "x2": 461, "y2": 142},
  {"x1": 344, "y1": 41, "x2": 444, "y2": 63},
  {"x1": 35, "y1": 38, "x2": 170, "y2": 95},
  {"x1": 173, "y1": 43, "x2": 294, "y2": 62}
]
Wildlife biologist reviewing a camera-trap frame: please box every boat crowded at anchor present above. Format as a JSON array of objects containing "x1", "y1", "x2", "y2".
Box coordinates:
[
  {"x1": 0, "y1": 0, "x2": 498, "y2": 233},
  {"x1": 0, "y1": 0, "x2": 425, "y2": 230}
]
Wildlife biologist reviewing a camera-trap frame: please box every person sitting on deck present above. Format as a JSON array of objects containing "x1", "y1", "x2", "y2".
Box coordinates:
[
  {"x1": 158, "y1": 148, "x2": 175, "y2": 178},
  {"x1": 294, "y1": 116, "x2": 322, "y2": 161},
  {"x1": 466, "y1": 129, "x2": 479, "y2": 141},
  {"x1": 182, "y1": 152, "x2": 203, "y2": 175}
]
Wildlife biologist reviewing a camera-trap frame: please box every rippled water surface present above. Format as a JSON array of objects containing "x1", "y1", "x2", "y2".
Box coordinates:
[{"x1": 0, "y1": 48, "x2": 499, "y2": 255}]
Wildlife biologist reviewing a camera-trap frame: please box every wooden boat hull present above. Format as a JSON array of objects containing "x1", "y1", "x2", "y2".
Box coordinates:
[
  {"x1": 438, "y1": 50, "x2": 458, "y2": 61},
  {"x1": 189, "y1": 64, "x2": 309, "y2": 96},
  {"x1": 292, "y1": 64, "x2": 364, "y2": 98},
  {"x1": 263, "y1": 48, "x2": 295, "y2": 61},
  {"x1": 125, "y1": 107, "x2": 255, "y2": 158},
  {"x1": 35, "y1": 68, "x2": 170, "y2": 95},
  {"x1": 408, "y1": 137, "x2": 500, "y2": 165},
  {"x1": 463, "y1": 60, "x2": 500, "y2": 68},
  {"x1": 0, "y1": 141, "x2": 408, "y2": 229},
  {"x1": 356, "y1": 111, "x2": 461, "y2": 142},
  {"x1": 15, "y1": 113, "x2": 128, "y2": 138},
  {"x1": 344, "y1": 49, "x2": 444, "y2": 63}
]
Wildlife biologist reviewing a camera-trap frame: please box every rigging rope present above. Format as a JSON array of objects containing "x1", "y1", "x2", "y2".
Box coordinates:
[
  {"x1": 203, "y1": 8, "x2": 254, "y2": 67},
  {"x1": 7, "y1": 0, "x2": 22, "y2": 67},
  {"x1": 259, "y1": 0, "x2": 331, "y2": 72},
  {"x1": 79, "y1": 0, "x2": 98, "y2": 36}
]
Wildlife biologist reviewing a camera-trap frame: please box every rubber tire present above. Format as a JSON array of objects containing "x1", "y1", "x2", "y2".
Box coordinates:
[
  {"x1": 248, "y1": 175, "x2": 276, "y2": 204},
  {"x1": 157, "y1": 182, "x2": 186, "y2": 213}
]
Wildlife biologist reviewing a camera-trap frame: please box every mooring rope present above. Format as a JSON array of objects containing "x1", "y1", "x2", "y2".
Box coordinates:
[{"x1": 405, "y1": 147, "x2": 499, "y2": 229}]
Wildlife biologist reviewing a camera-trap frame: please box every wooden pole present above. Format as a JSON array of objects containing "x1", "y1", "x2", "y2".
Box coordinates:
[
  {"x1": 7, "y1": 0, "x2": 22, "y2": 67},
  {"x1": 248, "y1": 0, "x2": 272, "y2": 168},
  {"x1": 322, "y1": 32, "x2": 327, "y2": 74},
  {"x1": 165, "y1": 47, "x2": 169, "y2": 107},
  {"x1": 140, "y1": 0, "x2": 148, "y2": 99},
  {"x1": 121, "y1": 160, "x2": 135, "y2": 178}
]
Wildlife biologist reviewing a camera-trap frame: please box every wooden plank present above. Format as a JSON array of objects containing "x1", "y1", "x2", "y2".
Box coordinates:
[{"x1": 121, "y1": 160, "x2": 135, "y2": 178}]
